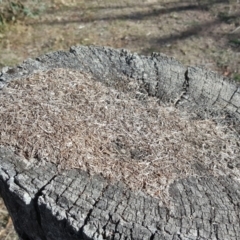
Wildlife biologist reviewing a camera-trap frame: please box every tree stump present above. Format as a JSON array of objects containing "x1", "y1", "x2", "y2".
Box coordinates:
[{"x1": 0, "y1": 46, "x2": 240, "y2": 240}]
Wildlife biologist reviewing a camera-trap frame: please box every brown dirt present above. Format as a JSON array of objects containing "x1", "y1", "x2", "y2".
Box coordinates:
[
  {"x1": 0, "y1": 198, "x2": 17, "y2": 240},
  {"x1": 0, "y1": 0, "x2": 240, "y2": 80},
  {"x1": 0, "y1": 0, "x2": 240, "y2": 238}
]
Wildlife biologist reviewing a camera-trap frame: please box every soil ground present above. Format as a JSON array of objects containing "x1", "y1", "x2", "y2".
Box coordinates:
[{"x1": 0, "y1": 0, "x2": 240, "y2": 238}]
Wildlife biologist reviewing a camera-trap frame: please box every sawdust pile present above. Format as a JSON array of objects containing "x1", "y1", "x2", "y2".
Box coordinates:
[{"x1": 0, "y1": 68, "x2": 240, "y2": 202}]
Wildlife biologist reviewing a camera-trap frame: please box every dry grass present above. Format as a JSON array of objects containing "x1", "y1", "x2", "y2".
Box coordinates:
[
  {"x1": 0, "y1": 198, "x2": 18, "y2": 240},
  {"x1": 1, "y1": 0, "x2": 240, "y2": 80},
  {"x1": 0, "y1": 68, "x2": 240, "y2": 204}
]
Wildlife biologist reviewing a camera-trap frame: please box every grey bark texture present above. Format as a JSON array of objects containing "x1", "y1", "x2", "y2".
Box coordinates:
[{"x1": 0, "y1": 45, "x2": 240, "y2": 240}]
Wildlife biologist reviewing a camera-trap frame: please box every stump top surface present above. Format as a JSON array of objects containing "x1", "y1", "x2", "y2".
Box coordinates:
[
  {"x1": 0, "y1": 46, "x2": 240, "y2": 240},
  {"x1": 1, "y1": 67, "x2": 240, "y2": 205}
]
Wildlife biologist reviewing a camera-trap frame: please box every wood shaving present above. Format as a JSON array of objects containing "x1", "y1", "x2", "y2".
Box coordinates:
[{"x1": 0, "y1": 68, "x2": 239, "y2": 203}]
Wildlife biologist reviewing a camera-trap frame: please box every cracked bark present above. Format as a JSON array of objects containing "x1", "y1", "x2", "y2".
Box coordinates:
[{"x1": 0, "y1": 46, "x2": 240, "y2": 239}]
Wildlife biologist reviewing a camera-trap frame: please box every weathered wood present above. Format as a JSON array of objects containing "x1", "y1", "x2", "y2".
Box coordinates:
[{"x1": 0, "y1": 46, "x2": 240, "y2": 240}]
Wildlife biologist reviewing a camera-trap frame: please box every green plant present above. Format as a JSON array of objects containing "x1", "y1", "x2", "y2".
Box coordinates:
[
  {"x1": 0, "y1": 0, "x2": 45, "y2": 30},
  {"x1": 233, "y1": 73, "x2": 240, "y2": 82},
  {"x1": 0, "y1": 1, "x2": 25, "y2": 24},
  {"x1": 229, "y1": 38, "x2": 240, "y2": 46}
]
